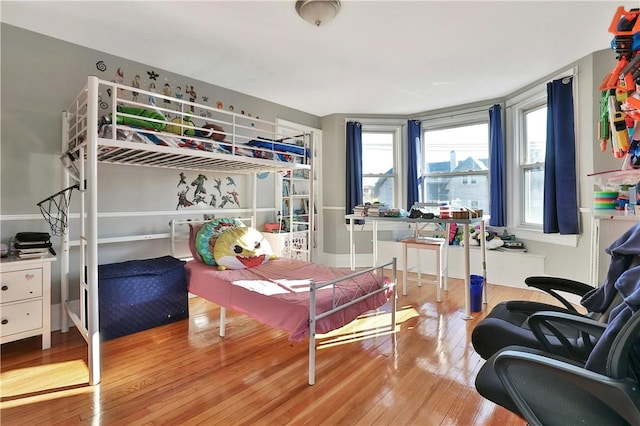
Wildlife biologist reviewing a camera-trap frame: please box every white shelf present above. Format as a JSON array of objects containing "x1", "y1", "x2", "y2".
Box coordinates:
[{"x1": 592, "y1": 209, "x2": 640, "y2": 221}]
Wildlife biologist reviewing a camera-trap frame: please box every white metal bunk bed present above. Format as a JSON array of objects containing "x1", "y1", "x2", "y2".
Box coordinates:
[{"x1": 58, "y1": 76, "x2": 396, "y2": 386}]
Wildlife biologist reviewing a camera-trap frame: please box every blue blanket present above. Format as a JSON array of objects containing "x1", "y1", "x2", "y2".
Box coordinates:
[
  {"x1": 582, "y1": 222, "x2": 640, "y2": 313},
  {"x1": 247, "y1": 138, "x2": 310, "y2": 158},
  {"x1": 585, "y1": 264, "x2": 640, "y2": 374}
]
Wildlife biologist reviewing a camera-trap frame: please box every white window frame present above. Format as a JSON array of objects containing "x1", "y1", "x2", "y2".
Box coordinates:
[
  {"x1": 417, "y1": 106, "x2": 491, "y2": 210},
  {"x1": 506, "y1": 67, "x2": 579, "y2": 247},
  {"x1": 357, "y1": 119, "x2": 403, "y2": 209},
  {"x1": 513, "y1": 90, "x2": 547, "y2": 229}
]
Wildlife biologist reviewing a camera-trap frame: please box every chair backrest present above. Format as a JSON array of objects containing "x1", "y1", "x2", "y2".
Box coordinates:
[
  {"x1": 608, "y1": 308, "x2": 640, "y2": 382},
  {"x1": 494, "y1": 309, "x2": 640, "y2": 426}
]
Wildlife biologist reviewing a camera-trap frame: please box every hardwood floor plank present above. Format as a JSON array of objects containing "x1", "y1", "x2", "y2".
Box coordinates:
[{"x1": 1, "y1": 273, "x2": 557, "y2": 425}]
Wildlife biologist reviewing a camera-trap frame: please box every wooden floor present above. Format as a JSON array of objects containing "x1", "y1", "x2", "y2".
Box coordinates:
[{"x1": 0, "y1": 273, "x2": 566, "y2": 425}]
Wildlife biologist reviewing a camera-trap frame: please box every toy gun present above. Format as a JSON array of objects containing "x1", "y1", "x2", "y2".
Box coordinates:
[
  {"x1": 598, "y1": 7, "x2": 640, "y2": 159},
  {"x1": 599, "y1": 6, "x2": 640, "y2": 92},
  {"x1": 608, "y1": 89, "x2": 631, "y2": 158},
  {"x1": 599, "y1": 90, "x2": 610, "y2": 152}
]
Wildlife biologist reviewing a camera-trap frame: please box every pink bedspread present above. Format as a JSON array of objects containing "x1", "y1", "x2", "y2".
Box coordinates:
[{"x1": 185, "y1": 258, "x2": 391, "y2": 342}]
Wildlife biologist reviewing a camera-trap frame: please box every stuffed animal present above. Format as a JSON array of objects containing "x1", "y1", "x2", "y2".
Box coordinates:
[
  {"x1": 200, "y1": 123, "x2": 226, "y2": 141},
  {"x1": 213, "y1": 226, "x2": 275, "y2": 270},
  {"x1": 166, "y1": 113, "x2": 195, "y2": 136},
  {"x1": 194, "y1": 218, "x2": 245, "y2": 266},
  {"x1": 114, "y1": 106, "x2": 167, "y2": 131}
]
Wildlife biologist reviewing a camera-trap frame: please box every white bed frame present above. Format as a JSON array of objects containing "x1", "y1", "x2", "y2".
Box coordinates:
[
  {"x1": 170, "y1": 219, "x2": 398, "y2": 385},
  {"x1": 59, "y1": 76, "x2": 316, "y2": 385}
]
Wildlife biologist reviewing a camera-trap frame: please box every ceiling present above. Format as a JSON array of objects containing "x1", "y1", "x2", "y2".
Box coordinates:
[{"x1": 1, "y1": 1, "x2": 637, "y2": 117}]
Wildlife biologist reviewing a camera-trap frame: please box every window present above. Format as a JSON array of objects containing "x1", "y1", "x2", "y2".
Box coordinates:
[
  {"x1": 509, "y1": 83, "x2": 548, "y2": 230},
  {"x1": 505, "y1": 69, "x2": 580, "y2": 246},
  {"x1": 361, "y1": 123, "x2": 401, "y2": 207},
  {"x1": 521, "y1": 105, "x2": 547, "y2": 225},
  {"x1": 421, "y1": 119, "x2": 489, "y2": 212}
]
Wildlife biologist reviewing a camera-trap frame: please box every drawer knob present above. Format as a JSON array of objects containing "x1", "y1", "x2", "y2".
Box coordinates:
[
  {"x1": 1, "y1": 319, "x2": 7, "y2": 325},
  {"x1": 1, "y1": 285, "x2": 7, "y2": 291}
]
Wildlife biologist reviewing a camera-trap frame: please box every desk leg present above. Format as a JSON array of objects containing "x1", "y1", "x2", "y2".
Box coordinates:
[
  {"x1": 349, "y1": 218, "x2": 355, "y2": 270},
  {"x1": 463, "y1": 223, "x2": 472, "y2": 319},
  {"x1": 480, "y1": 220, "x2": 487, "y2": 304},
  {"x1": 373, "y1": 220, "x2": 378, "y2": 267}
]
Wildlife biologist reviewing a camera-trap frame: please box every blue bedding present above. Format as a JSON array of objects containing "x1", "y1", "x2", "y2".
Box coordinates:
[{"x1": 248, "y1": 138, "x2": 310, "y2": 158}]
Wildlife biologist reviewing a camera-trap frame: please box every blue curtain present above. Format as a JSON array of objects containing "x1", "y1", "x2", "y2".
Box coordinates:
[
  {"x1": 407, "y1": 120, "x2": 421, "y2": 210},
  {"x1": 543, "y1": 77, "x2": 579, "y2": 234},
  {"x1": 489, "y1": 105, "x2": 506, "y2": 226},
  {"x1": 346, "y1": 121, "x2": 363, "y2": 218}
]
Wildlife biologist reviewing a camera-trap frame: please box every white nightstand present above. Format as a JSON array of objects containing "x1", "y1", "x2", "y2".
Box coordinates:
[{"x1": 1, "y1": 255, "x2": 56, "y2": 349}]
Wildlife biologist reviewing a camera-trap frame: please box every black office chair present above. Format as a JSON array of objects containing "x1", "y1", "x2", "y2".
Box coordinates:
[
  {"x1": 472, "y1": 221, "x2": 640, "y2": 361},
  {"x1": 471, "y1": 275, "x2": 623, "y2": 362},
  {"x1": 475, "y1": 304, "x2": 640, "y2": 426}
]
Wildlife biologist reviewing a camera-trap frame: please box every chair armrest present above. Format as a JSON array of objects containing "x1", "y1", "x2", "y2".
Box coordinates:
[
  {"x1": 527, "y1": 311, "x2": 606, "y2": 362},
  {"x1": 524, "y1": 276, "x2": 594, "y2": 311},
  {"x1": 504, "y1": 300, "x2": 581, "y2": 316},
  {"x1": 494, "y1": 349, "x2": 640, "y2": 426}
]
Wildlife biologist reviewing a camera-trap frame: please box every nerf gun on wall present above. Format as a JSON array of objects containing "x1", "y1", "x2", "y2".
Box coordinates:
[
  {"x1": 598, "y1": 6, "x2": 640, "y2": 160},
  {"x1": 609, "y1": 89, "x2": 631, "y2": 158},
  {"x1": 599, "y1": 6, "x2": 640, "y2": 93}
]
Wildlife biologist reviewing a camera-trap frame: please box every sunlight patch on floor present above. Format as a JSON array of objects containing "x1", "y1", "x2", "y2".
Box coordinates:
[
  {"x1": 0, "y1": 359, "x2": 89, "y2": 404},
  {"x1": 316, "y1": 305, "x2": 420, "y2": 349}
]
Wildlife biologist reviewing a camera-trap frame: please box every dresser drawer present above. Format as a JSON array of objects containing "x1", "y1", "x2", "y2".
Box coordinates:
[
  {"x1": 1, "y1": 299, "x2": 43, "y2": 337},
  {"x1": 0, "y1": 268, "x2": 43, "y2": 303}
]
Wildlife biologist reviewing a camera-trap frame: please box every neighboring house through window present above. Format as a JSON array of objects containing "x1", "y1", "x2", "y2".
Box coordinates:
[{"x1": 419, "y1": 109, "x2": 490, "y2": 212}]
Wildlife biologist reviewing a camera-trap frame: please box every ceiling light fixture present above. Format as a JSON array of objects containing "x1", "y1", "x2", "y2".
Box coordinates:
[{"x1": 295, "y1": 0, "x2": 341, "y2": 27}]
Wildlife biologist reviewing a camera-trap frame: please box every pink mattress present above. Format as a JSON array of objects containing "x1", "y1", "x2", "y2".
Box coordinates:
[{"x1": 185, "y1": 258, "x2": 391, "y2": 342}]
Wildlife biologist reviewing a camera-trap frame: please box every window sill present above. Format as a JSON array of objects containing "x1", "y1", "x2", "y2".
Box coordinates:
[
  {"x1": 344, "y1": 221, "x2": 412, "y2": 232},
  {"x1": 507, "y1": 226, "x2": 579, "y2": 247}
]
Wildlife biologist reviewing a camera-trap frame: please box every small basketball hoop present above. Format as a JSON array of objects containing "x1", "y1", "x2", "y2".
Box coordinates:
[{"x1": 37, "y1": 184, "x2": 79, "y2": 236}]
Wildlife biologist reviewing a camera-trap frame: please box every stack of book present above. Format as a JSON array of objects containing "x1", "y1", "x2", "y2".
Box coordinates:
[
  {"x1": 366, "y1": 203, "x2": 388, "y2": 217},
  {"x1": 353, "y1": 203, "x2": 389, "y2": 217},
  {"x1": 14, "y1": 232, "x2": 55, "y2": 259},
  {"x1": 353, "y1": 204, "x2": 370, "y2": 216}
]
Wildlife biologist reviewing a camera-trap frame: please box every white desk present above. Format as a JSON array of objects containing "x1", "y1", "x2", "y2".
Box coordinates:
[{"x1": 346, "y1": 214, "x2": 487, "y2": 319}]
